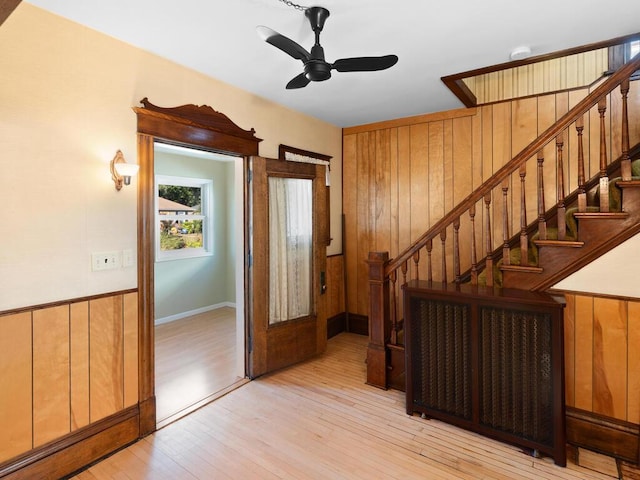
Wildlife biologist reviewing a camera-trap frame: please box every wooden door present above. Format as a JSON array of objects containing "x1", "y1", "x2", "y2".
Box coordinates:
[{"x1": 247, "y1": 156, "x2": 328, "y2": 378}]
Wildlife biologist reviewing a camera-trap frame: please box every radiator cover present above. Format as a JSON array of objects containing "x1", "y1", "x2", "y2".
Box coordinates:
[{"x1": 404, "y1": 280, "x2": 566, "y2": 466}]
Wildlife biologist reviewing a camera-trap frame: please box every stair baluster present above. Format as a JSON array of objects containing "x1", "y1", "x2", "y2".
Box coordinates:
[
  {"x1": 519, "y1": 163, "x2": 529, "y2": 266},
  {"x1": 426, "y1": 239, "x2": 433, "y2": 283},
  {"x1": 413, "y1": 250, "x2": 420, "y2": 281},
  {"x1": 502, "y1": 179, "x2": 511, "y2": 265},
  {"x1": 576, "y1": 116, "x2": 587, "y2": 212},
  {"x1": 621, "y1": 79, "x2": 631, "y2": 181},
  {"x1": 469, "y1": 204, "x2": 478, "y2": 285},
  {"x1": 598, "y1": 98, "x2": 610, "y2": 212},
  {"x1": 453, "y1": 218, "x2": 461, "y2": 284},
  {"x1": 556, "y1": 133, "x2": 567, "y2": 240},
  {"x1": 537, "y1": 151, "x2": 547, "y2": 239},
  {"x1": 389, "y1": 270, "x2": 398, "y2": 344},
  {"x1": 484, "y1": 193, "x2": 494, "y2": 286},
  {"x1": 440, "y1": 229, "x2": 448, "y2": 284}
]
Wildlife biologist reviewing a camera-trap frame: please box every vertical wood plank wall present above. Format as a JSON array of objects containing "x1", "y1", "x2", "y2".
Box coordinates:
[
  {"x1": 326, "y1": 254, "x2": 345, "y2": 320},
  {"x1": 563, "y1": 292, "x2": 640, "y2": 424},
  {"x1": 464, "y1": 48, "x2": 609, "y2": 105},
  {"x1": 343, "y1": 81, "x2": 640, "y2": 318},
  {"x1": 0, "y1": 291, "x2": 138, "y2": 464}
]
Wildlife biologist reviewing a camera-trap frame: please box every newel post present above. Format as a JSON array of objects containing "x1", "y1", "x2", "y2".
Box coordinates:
[{"x1": 366, "y1": 251, "x2": 391, "y2": 389}]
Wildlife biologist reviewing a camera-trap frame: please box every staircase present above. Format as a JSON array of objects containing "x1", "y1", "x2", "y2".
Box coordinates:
[{"x1": 366, "y1": 53, "x2": 640, "y2": 392}]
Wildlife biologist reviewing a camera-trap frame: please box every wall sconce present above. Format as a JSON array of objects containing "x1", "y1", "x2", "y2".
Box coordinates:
[{"x1": 110, "y1": 150, "x2": 139, "y2": 191}]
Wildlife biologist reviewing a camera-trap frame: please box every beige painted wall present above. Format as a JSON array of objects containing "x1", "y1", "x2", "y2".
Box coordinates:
[{"x1": 0, "y1": 4, "x2": 342, "y2": 311}]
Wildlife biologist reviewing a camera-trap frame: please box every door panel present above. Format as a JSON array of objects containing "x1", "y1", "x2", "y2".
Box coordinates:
[{"x1": 248, "y1": 157, "x2": 327, "y2": 378}]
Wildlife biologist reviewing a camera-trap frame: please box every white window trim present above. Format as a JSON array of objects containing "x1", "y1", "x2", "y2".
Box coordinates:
[{"x1": 155, "y1": 175, "x2": 214, "y2": 262}]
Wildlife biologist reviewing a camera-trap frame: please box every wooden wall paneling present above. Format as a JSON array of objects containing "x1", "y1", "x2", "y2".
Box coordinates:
[
  {"x1": 592, "y1": 297, "x2": 628, "y2": 420},
  {"x1": 469, "y1": 111, "x2": 483, "y2": 269},
  {"x1": 574, "y1": 295, "x2": 594, "y2": 412},
  {"x1": 397, "y1": 126, "x2": 412, "y2": 256},
  {"x1": 566, "y1": 53, "x2": 578, "y2": 90},
  {"x1": 70, "y1": 301, "x2": 90, "y2": 430},
  {"x1": 32, "y1": 305, "x2": 70, "y2": 447},
  {"x1": 0, "y1": 312, "x2": 32, "y2": 463},
  {"x1": 428, "y1": 121, "x2": 445, "y2": 280},
  {"x1": 568, "y1": 89, "x2": 590, "y2": 192},
  {"x1": 342, "y1": 134, "x2": 357, "y2": 315},
  {"x1": 409, "y1": 123, "x2": 429, "y2": 281},
  {"x1": 537, "y1": 95, "x2": 558, "y2": 209},
  {"x1": 442, "y1": 120, "x2": 456, "y2": 282},
  {"x1": 326, "y1": 255, "x2": 345, "y2": 319},
  {"x1": 533, "y1": 62, "x2": 545, "y2": 96},
  {"x1": 388, "y1": 128, "x2": 402, "y2": 319},
  {"x1": 555, "y1": 92, "x2": 570, "y2": 207},
  {"x1": 397, "y1": 125, "x2": 412, "y2": 324},
  {"x1": 491, "y1": 102, "x2": 511, "y2": 251},
  {"x1": 542, "y1": 60, "x2": 551, "y2": 93},
  {"x1": 629, "y1": 81, "x2": 640, "y2": 147},
  {"x1": 488, "y1": 71, "x2": 499, "y2": 104},
  {"x1": 503, "y1": 68, "x2": 513, "y2": 101},
  {"x1": 123, "y1": 292, "x2": 139, "y2": 408},
  {"x1": 356, "y1": 132, "x2": 373, "y2": 316},
  {"x1": 610, "y1": 85, "x2": 623, "y2": 163},
  {"x1": 89, "y1": 295, "x2": 124, "y2": 422},
  {"x1": 470, "y1": 111, "x2": 483, "y2": 193},
  {"x1": 375, "y1": 129, "x2": 392, "y2": 255},
  {"x1": 511, "y1": 97, "x2": 539, "y2": 232},
  {"x1": 563, "y1": 293, "x2": 577, "y2": 408},
  {"x1": 481, "y1": 105, "x2": 494, "y2": 254},
  {"x1": 628, "y1": 300, "x2": 640, "y2": 424},
  {"x1": 515, "y1": 65, "x2": 527, "y2": 97},
  {"x1": 389, "y1": 128, "x2": 399, "y2": 261}
]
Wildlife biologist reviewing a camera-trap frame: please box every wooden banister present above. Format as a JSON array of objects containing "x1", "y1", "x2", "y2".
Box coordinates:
[
  {"x1": 367, "y1": 53, "x2": 640, "y2": 389},
  {"x1": 383, "y1": 54, "x2": 640, "y2": 277}
]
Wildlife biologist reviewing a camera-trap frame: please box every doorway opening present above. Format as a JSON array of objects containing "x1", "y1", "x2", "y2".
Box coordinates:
[{"x1": 153, "y1": 142, "x2": 247, "y2": 428}]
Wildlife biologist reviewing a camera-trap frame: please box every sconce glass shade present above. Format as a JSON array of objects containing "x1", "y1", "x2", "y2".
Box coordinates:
[
  {"x1": 114, "y1": 162, "x2": 140, "y2": 181},
  {"x1": 110, "y1": 150, "x2": 139, "y2": 190}
]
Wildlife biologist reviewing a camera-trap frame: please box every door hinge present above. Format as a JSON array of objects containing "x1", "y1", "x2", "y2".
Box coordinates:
[
  {"x1": 247, "y1": 252, "x2": 252, "y2": 267},
  {"x1": 247, "y1": 169, "x2": 253, "y2": 183}
]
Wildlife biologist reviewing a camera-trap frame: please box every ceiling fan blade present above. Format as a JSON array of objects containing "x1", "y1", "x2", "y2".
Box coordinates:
[
  {"x1": 332, "y1": 55, "x2": 398, "y2": 72},
  {"x1": 286, "y1": 72, "x2": 311, "y2": 89},
  {"x1": 256, "y1": 26, "x2": 310, "y2": 61}
]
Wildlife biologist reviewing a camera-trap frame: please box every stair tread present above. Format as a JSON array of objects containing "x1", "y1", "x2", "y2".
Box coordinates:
[
  {"x1": 573, "y1": 211, "x2": 629, "y2": 219},
  {"x1": 500, "y1": 264, "x2": 544, "y2": 273},
  {"x1": 617, "y1": 180, "x2": 640, "y2": 188},
  {"x1": 534, "y1": 239, "x2": 584, "y2": 248}
]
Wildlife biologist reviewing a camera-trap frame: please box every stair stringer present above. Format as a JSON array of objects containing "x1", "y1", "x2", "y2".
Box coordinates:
[{"x1": 502, "y1": 184, "x2": 640, "y2": 291}]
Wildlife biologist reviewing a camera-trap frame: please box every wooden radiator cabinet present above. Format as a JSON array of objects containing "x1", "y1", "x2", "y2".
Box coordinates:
[{"x1": 403, "y1": 280, "x2": 566, "y2": 466}]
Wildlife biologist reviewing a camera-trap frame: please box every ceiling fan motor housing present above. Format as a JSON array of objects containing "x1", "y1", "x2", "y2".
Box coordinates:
[{"x1": 304, "y1": 59, "x2": 332, "y2": 81}]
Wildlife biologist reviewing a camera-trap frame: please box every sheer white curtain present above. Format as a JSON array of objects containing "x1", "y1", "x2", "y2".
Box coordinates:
[{"x1": 268, "y1": 177, "x2": 313, "y2": 324}]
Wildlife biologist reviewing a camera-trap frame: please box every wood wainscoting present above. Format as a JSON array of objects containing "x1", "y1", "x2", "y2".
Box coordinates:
[
  {"x1": 559, "y1": 290, "x2": 640, "y2": 466},
  {"x1": 0, "y1": 290, "x2": 140, "y2": 479}
]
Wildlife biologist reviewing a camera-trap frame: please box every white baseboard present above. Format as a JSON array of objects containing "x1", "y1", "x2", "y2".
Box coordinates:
[{"x1": 155, "y1": 302, "x2": 236, "y2": 325}]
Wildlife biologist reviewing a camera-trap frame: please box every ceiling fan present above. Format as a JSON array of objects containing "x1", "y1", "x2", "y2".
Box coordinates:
[{"x1": 257, "y1": 6, "x2": 398, "y2": 89}]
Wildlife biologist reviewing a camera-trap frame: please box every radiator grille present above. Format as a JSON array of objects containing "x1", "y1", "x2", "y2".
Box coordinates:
[
  {"x1": 409, "y1": 297, "x2": 472, "y2": 420},
  {"x1": 479, "y1": 306, "x2": 553, "y2": 444}
]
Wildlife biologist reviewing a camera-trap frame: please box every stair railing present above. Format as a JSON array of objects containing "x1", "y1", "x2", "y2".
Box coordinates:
[{"x1": 366, "y1": 53, "x2": 640, "y2": 389}]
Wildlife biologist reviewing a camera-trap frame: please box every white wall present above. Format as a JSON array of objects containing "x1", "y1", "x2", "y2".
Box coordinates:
[
  {"x1": 0, "y1": 4, "x2": 342, "y2": 311},
  {"x1": 553, "y1": 233, "x2": 640, "y2": 298}
]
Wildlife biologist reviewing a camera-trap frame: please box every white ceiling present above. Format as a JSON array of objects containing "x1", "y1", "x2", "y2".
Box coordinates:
[{"x1": 24, "y1": 0, "x2": 640, "y2": 127}]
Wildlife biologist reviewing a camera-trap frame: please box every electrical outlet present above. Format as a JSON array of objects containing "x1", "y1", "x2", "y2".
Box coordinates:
[{"x1": 92, "y1": 251, "x2": 121, "y2": 271}]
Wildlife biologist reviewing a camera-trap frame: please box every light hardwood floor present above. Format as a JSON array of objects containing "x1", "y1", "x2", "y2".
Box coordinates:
[
  {"x1": 74, "y1": 333, "x2": 613, "y2": 480},
  {"x1": 155, "y1": 307, "x2": 245, "y2": 426}
]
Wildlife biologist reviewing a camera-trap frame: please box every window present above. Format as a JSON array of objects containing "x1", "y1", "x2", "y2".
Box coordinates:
[{"x1": 155, "y1": 175, "x2": 213, "y2": 261}]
